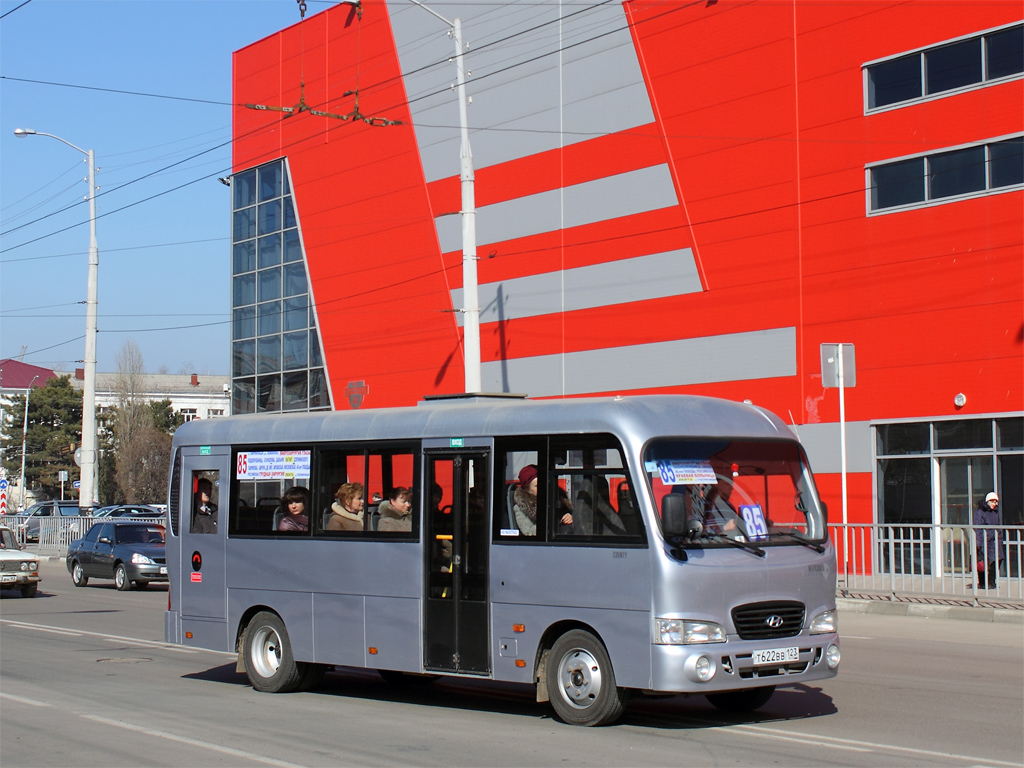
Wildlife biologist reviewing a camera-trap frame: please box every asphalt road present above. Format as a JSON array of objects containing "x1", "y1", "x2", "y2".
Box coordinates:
[{"x1": 1, "y1": 559, "x2": 1021, "y2": 768}]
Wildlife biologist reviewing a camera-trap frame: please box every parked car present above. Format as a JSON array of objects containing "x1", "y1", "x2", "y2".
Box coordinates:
[
  {"x1": 66, "y1": 521, "x2": 167, "y2": 591},
  {"x1": 0, "y1": 525, "x2": 41, "y2": 597},
  {"x1": 92, "y1": 504, "x2": 162, "y2": 519},
  {"x1": 12, "y1": 500, "x2": 82, "y2": 542}
]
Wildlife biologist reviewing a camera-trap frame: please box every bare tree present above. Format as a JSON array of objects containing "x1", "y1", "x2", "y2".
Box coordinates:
[{"x1": 112, "y1": 340, "x2": 172, "y2": 502}]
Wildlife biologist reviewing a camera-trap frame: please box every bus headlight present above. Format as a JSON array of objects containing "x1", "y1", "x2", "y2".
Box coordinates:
[
  {"x1": 826, "y1": 643, "x2": 841, "y2": 668},
  {"x1": 654, "y1": 619, "x2": 726, "y2": 644},
  {"x1": 809, "y1": 609, "x2": 837, "y2": 635}
]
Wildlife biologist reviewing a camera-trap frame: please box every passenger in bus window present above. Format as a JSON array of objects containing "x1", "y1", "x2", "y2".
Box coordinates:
[
  {"x1": 702, "y1": 481, "x2": 741, "y2": 536},
  {"x1": 191, "y1": 479, "x2": 218, "y2": 534},
  {"x1": 377, "y1": 487, "x2": 413, "y2": 532},
  {"x1": 278, "y1": 486, "x2": 310, "y2": 532},
  {"x1": 513, "y1": 465, "x2": 539, "y2": 536},
  {"x1": 327, "y1": 482, "x2": 365, "y2": 531}
]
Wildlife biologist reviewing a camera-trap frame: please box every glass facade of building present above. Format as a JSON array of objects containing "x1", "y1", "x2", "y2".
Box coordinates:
[{"x1": 230, "y1": 159, "x2": 329, "y2": 414}]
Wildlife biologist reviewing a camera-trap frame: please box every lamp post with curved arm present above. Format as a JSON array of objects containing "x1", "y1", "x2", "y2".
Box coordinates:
[{"x1": 14, "y1": 128, "x2": 99, "y2": 511}]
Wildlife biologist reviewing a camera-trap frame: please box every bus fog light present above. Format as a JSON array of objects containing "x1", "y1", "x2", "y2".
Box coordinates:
[
  {"x1": 684, "y1": 654, "x2": 716, "y2": 683},
  {"x1": 826, "y1": 644, "x2": 840, "y2": 669}
]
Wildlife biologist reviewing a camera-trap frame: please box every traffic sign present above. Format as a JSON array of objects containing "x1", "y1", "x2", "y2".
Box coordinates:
[
  {"x1": 0, "y1": 478, "x2": 8, "y2": 491},
  {"x1": 73, "y1": 480, "x2": 81, "y2": 489}
]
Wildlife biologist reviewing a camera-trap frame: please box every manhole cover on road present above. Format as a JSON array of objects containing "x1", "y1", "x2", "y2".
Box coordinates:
[{"x1": 95, "y1": 657, "x2": 154, "y2": 664}]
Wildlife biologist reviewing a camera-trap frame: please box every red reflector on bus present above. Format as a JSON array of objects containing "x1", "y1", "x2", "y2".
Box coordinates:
[
  {"x1": 368, "y1": 647, "x2": 378, "y2": 655},
  {"x1": 513, "y1": 624, "x2": 525, "y2": 633},
  {"x1": 191, "y1": 573, "x2": 202, "y2": 582},
  {"x1": 515, "y1": 659, "x2": 526, "y2": 667},
  {"x1": 185, "y1": 632, "x2": 193, "y2": 639}
]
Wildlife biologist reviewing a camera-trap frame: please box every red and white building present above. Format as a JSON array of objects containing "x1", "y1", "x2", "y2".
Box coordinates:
[{"x1": 227, "y1": 1, "x2": 1023, "y2": 532}]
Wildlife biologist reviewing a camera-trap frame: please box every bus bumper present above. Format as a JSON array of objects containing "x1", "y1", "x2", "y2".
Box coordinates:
[{"x1": 649, "y1": 633, "x2": 839, "y2": 693}]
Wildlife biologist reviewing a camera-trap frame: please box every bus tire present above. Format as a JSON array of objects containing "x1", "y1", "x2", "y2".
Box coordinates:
[
  {"x1": 298, "y1": 663, "x2": 327, "y2": 691},
  {"x1": 706, "y1": 685, "x2": 775, "y2": 712},
  {"x1": 547, "y1": 630, "x2": 629, "y2": 726},
  {"x1": 243, "y1": 611, "x2": 303, "y2": 693}
]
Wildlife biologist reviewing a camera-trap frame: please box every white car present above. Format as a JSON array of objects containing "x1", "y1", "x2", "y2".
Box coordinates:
[{"x1": 0, "y1": 525, "x2": 41, "y2": 598}]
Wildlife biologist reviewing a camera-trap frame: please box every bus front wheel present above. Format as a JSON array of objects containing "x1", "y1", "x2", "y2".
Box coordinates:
[
  {"x1": 243, "y1": 611, "x2": 303, "y2": 693},
  {"x1": 706, "y1": 685, "x2": 775, "y2": 712},
  {"x1": 546, "y1": 630, "x2": 629, "y2": 726}
]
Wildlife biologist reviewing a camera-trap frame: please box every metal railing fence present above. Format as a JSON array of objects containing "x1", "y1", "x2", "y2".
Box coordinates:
[
  {"x1": 831, "y1": 523, "x2": 1023, "y2": 606},
  {"x1": 9, "y1": 516, "x2": 163, "y2": 551}
]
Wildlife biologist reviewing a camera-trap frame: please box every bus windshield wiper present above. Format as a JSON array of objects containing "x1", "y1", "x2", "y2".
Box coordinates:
[
  {"x1": 700, "y1": 532, "x2": 765, "y2": 558},
  {"x1": 769, "y1": 531, "x2": 825, "y2": 553}
]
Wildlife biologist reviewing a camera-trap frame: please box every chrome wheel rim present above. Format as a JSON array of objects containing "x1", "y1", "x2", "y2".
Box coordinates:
[
  {"x1": 73, "y1": 563, "x2": 83, "y2": 583},
  {"x1": 115, "y1": 567, "x2": 126, "y2": 588},
  {"x1": 556, "y1": 647, "x2": 603, "y2": 710},
  {"x1": 251, "y1": 625, "x2": 282, "y2": 679}
]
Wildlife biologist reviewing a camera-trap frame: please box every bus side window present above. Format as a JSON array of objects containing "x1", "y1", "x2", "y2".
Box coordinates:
[
  {"x1": 495, "y1": 442, "x2": 545, "y2": 540},
  {"x1": 551, "y1": 439, "x2": 641, "y2": 541},
  {"x1": 190, "y1": 471, "x2": 220, "y2": 535}
]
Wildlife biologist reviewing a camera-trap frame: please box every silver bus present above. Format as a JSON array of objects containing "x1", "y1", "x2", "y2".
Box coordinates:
[{"x1": 164, "y1": 394, "x2": 839, "y2": 726}]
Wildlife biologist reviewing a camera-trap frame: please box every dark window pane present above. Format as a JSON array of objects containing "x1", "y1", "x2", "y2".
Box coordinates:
[
  {"x1": 283, "y1": 229, "x2": 302, "y2": 263},
  {"x1": 258, "y1": 234, "x2": 281, "y2": 269},
  {"x1": 283, "y1": 169, "x2": 291, "y2": 195},
  {"x1": 233, "y1": 241, "x2": 255, "y2": 275},
  {"x1": 876, "y1": 423, "x2": 930, "y2": 455},
  {"x1": 233, "y1": 170, "x2": 256, "y2": 210},
  {"x1": 232, "y1": 207, "x2": 255, "y2": 243},
  {"x1": 990, "y1": 138, "x2": 1024, "y2": 188},
  {"x1": 257, "y1": 374, "x2": 282, "y2": 412},
  {"x1": 258, "y1": 200, "x2": 282, "y2": 236},
  {"x1": 258, "y1": 300, "x2": 281, "y2": 336},
  {"x1": 258, "y1": 335, "x2": 281, "y2": 374},
  {"x1": 310, "y1": 328, "x2": 323, "y2": 367},
  {"x1": 283, "y1": 332, "x2": 308, "y2": 370},
  {"x1": 929, "y1": 146, "x2": 985, "y2": 199},
  {"x1": 232, "y1": 378, "x2": 255, "y2": 415},
  {"x1": 283, "y1": 296, "x2": 307, "y2": 332},
  {"x1": 259, "y1": 162, "x2": 282, "y2": 202},
  {"x1": 233, "y1": 273, "x2": 256, "y2": 307},
  {"x1": 869, "y1": 54, "x2": 921, "y2": 108},
  {"x1": 997, "y1": 417, "x2": 1024, "y2": 450},
  {"x1": 878, "y1": 457, "x2": 932, "y2": 524},
  {"x1": 233, "y1": 307, "x2": 256, "y2": 340},
  {"x1": 872, "y1": 157, "x2": 925, "y2": 209},
  {"x1": 284, "y1": 262, "x2": 307, "y2": 297},
  {"x1": 309, "y1": 369, "x2": 328, "y2": 409},
  {"x1": 283, "y1": 371, "x2": 308, "y2": 411},
  {"x1": 258, "y1": 268, "x2": 281, "y2": 302},
  {"x1": 926, "y1": 38, "x2": 982, "y2": 94},
  {"x1": 935, "y1": 419, "x2": 992, "y2": 450},
  {"x1": 232, "y1": 340, "x2": 255, "y2": 377},
  {"x1": 284, "y1": 196, "x2": 297, "y2": 229},
  {"x1": 986, "y1": 25, "x2": 1024, "y2": 80}
]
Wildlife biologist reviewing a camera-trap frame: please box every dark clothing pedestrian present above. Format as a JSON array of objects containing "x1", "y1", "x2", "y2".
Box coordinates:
[{"x1": 973, "y1": 496, "x2": 1003, "y2": 588}]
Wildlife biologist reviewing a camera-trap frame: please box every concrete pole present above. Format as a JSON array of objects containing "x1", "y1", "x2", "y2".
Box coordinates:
[
  {"x1": 81, "y1": 148, "x2": 99, "y2": 511},
  {"x1": 20, "y1": 375, "x2": 39, "y2": 510}
]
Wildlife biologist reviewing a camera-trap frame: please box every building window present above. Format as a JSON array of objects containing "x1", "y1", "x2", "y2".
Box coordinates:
[
  {"x1": 868, "y1": 135, "x2": 1023, "y2": 212},
  {"x1": 866, "y1": 23, "x2": 1023, "y2": 110},
  {"x1": 180, "y1": 408, "x2": 198, "y2": 422},
  {"x1": 229, "y1": 158, "x2": 329, "y2": 414},
  {"x1": 208, "y1": 409, "x2": 225, "y2": 418}
]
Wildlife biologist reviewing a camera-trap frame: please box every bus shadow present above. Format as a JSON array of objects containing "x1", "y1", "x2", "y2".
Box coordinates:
[{"x1": 185, "y1": 663, "x2": 836, "y2": 728}]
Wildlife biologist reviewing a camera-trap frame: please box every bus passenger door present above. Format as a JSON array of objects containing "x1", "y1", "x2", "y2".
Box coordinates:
[
  {"x1": 424, "y1": 450, "x2": 490, "y2": 674},
  {"x1": 178, "y1": 447, "x2": 230, "y2": 627}
]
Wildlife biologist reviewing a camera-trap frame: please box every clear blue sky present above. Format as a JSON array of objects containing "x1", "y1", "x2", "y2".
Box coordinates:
[{"x1": 0, "y1": 0, "x2": 324, "y2": 376}]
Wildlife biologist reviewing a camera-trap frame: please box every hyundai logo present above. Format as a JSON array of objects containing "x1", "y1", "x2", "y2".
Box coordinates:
[{"x1": 765, "y1": 615, "x2": 785, "y2": 628}]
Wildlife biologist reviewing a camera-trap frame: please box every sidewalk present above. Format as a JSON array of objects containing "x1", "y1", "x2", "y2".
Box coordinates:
[{"x1": 838, "y1": 597, "x2": 1023, "y2": 624}]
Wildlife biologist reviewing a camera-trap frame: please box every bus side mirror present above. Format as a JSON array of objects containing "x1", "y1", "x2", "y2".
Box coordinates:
[
  {"x1": 662, "y1": 494, "x2": 702, "y2": 539},
  {"x1": 820, "y1": 501, "x2": 828, "y2": 527}
]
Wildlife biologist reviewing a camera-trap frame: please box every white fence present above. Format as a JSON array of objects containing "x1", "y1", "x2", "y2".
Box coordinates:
[
  {"x1": 11, "y1": 516, "x2": 162, "y2": 552},
  {"x1": 831, "y1": 523, "x2": 1024, "y2": 607}
]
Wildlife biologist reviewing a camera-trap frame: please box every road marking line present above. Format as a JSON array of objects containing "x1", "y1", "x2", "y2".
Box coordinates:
[
  {"x1": 840, "y1": 634, "x2": 873, "y2": 639},
  {"x1": 80, "y1": 715, "x2": 310, "y2": 768},
  {"x1": 0, "y1": 692, "x2": 50, "y2": 707},
  {"x1": 735, "y1": 725, "x2": 1022, "y2": 766},
  {"x1": 0, "y1": 618, "x2": 229, "y2": 656},
  {"x1": 728, "y1": 727, "x2": 871, "y2": 752}
]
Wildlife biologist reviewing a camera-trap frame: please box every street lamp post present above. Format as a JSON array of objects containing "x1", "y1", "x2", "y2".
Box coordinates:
[
  {"x1": 14, "y1": 128, "x2": 99, "y2": 511},
  {"x1": 19, "y1": 375, "x2": 40, "y2": 510},
  {"x1": 407, "y1": 0, "x2": 481, "y2": 393}
]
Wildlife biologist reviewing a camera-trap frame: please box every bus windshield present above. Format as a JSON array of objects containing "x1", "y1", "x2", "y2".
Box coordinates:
[{"x1": 643, "y1": 438, "x2": 827, "y2": 545}]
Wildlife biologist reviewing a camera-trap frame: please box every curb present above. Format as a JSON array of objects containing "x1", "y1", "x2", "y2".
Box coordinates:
[{"x1": 837, "y1": 597, "x2": 1024, "y2": 624}]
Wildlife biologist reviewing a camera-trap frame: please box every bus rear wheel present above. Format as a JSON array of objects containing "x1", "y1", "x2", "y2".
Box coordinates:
[
  {"x1": 243, "y1": 611, "x2": 303, "y2": 693},
  {"x1": 706, "y1": 685, "x2": 775, "y2": 712},
  {"x1": 546, "y1": 630, "x2": 629, "y2": 726}
]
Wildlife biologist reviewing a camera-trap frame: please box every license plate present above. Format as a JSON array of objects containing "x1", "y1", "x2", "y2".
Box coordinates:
[
  {"x1": 159, "y1": 567, "x2": 167, "y2": 575},
  {"x1": 1, "y1": 575, "x2": 16, "y2": 583},
  {"x1": 753, "y1": 646, "x2": 799, "y2": 665}
]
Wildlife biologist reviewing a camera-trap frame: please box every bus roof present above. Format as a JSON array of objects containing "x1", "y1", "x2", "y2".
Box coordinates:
[{"x1": 172, "y1": 395, "x2": 797, "y2": 450}]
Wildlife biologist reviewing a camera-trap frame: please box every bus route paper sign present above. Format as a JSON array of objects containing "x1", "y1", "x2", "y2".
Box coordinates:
[
  {"x1": 236, "y1": 450, "x2": 312, "y2": 480},
  {"x1": 646, "y1": 459, "x2": 717, "y2": 485}
]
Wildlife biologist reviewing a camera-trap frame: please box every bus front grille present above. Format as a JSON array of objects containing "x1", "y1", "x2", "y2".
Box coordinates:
[{"x1": 732, "y1": 601, "x2": 805, "y2": 640}]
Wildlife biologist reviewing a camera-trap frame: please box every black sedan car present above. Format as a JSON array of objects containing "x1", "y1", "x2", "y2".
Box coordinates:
[{"x1": 66, "y1": 521, "x2": 167, "y2": 591}]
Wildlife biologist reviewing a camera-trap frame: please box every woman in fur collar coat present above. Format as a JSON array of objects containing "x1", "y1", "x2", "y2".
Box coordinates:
[{"x1": 327, "y1": 482, "x2": 365, "y2": 531}]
